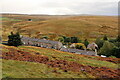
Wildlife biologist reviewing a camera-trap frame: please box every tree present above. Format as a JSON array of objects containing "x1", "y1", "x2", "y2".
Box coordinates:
[
  {"x1": 113, "y1": 42, "x2": 120, "y2": 48},
  {"x1": 63, "y1": 37, "x2": 71, "y2": 43},
  {"x1": 70, "y1": 37, "x2": 79, "y2": 43},
  {"x1": 99, "y1": 41, "x2": 115, "y2": 57},
  {"x1": 95, "y1": 38, "x2": 104, "y2": 49},
  {"x1": 109, "y1": 36, "x2": 120, "y2": 47},
  {"x1": 103, "y1": 35, "x2": 108, "y2": 41},
  {"x1": 8, "y1": 32, "x2": 22, "y2": 47},
  {"x1": 109, "y1": 39, "x2": 117, "y2": 43},
  {"x1": 83, "y1": 39, "x2": 89, "y2": 48},
  {"x1": 78, "y1": 39, "x2": 82, "y2": 43},
  {"x1": 116, "y1": 36, "x2": 120, "y2": 42},
  {"x1": 110, "y1": 47, "x2": 120, "y2": 58}
]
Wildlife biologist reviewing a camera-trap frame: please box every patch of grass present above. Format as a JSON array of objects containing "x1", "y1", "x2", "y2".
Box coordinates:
[
  {"x1": 1, "y1": 44, "x2": 118, "y2": 69},
  {"x1": 18, "y1": 46, "x2": 118, "y2": 69},
  {"x1": 1, "y1": 17, "x2": 22, "y2": 21},
  {"x1": 2, "y1": 59, "x2": 94, "y2": 78},
  {"x1": 2, "y1": 48, "x2": 10, "y2": 53},
  {"x1": 77, "y1": 57, "x2": 118, "y2": 68}
]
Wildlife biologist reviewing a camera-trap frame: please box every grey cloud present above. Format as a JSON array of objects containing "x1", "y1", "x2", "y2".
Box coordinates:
[{"x1": 1, "y1": 0, "x2": 118, "y2": 15}]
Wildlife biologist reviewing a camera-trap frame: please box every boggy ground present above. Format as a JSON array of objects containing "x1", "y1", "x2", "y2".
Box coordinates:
[{"x1": 2, "y1": 47, "x2": 120, "y2": 78}]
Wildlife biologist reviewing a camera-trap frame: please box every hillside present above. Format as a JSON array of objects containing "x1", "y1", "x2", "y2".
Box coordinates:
[
  {"x1": 1, "y1": 14, "x2": 119, "y2": 78},
  {"x1": 1, "y1": 14, "x2": 118, "y2": 41},
  {"x1": 1, "y1": 44, "x2": 120, "y2": 78}
]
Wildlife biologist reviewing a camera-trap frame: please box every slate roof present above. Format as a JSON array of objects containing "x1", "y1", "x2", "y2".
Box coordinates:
[
  {"x1": 60, "y1": 48, "x2": 96, "y2": 56},
  {"x1": 21, "y1": 36, "x2": 61, "y2": 45}
]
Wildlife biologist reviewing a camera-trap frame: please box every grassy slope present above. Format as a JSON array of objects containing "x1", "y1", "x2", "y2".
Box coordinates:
[
  {"x1": 1, "y1": 14, "x2": 119, "y2": 78},
  {"x1": 1, "y1": 14, "x2": 118, "y2": 41},
  {"x1": 2, "y1": 44, "x2": 94, "y2": 78},
  {"x1": 1, "y1": 44, "x2": 119, "y2": 78},
  {"x1": 18, "y1": 46, "x2": 118, "y2": 69},
  {"x1": 2, "y1": 44, "x2": 118, "y2": 69},
  {"x1": 2, "y1": 59, "x2": 94, "y2": 78}
]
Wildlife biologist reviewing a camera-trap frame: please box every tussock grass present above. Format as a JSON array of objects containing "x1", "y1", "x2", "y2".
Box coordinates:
[
  {"x1": 2, "y1": 15, "x2": 118, "y2": 41},
  {"x1": 18, "y1": 46, "x2": 118, "y2": 69},
  {"x1": 2, "y1": 59, "x2": 94, "y2": 78},
  {"x1": 1, "y1": 44, "x2": 119, "y2": 78},
  {"x1": 1, "y1": 44, "x2": 118, "y2": 69}
]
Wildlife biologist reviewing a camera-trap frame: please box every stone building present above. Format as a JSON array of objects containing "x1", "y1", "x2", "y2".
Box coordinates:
[
  {"x1": 21, "y1": 36, "x2": 63, "y2": 50},
  {"x1": 60, "y1": 48, "x2": 97, "y2": 56},
  {"x1": 21, "y1": 36, "x2": 97, "y2": 56}
]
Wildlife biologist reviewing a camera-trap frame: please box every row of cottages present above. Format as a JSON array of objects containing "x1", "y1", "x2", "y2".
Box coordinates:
[
  {"x1": 21, "y1": 36, "x2": 97, "y2": 56},
  {"x1": 21, "y1": 36, "x2": 63, "y2": 50},
  {"x1": 60, "y1": 48, "x2": 97, "y2": 56}
]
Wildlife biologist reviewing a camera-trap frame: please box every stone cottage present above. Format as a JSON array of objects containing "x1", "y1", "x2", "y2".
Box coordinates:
[
  {"x1": 21, "y1": 36, "x2": 63, "y2": 50},
  {"x1": 20, "y1": 36, "x2": 97, "y2": 56}
]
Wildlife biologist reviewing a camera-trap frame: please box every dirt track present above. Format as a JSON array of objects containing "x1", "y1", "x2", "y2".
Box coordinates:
[{"x1": 2, "y1": 48, "x2": 120, "y2": 78}]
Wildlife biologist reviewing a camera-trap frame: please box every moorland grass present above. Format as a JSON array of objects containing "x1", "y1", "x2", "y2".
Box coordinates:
[{"x1": 2, "y1": 59, "x2": 94, "y2": 78}]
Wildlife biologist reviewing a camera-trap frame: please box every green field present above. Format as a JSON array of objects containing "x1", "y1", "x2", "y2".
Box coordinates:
[{"x1": 1, "y1": 44, "x2": 119, "y2": 78}]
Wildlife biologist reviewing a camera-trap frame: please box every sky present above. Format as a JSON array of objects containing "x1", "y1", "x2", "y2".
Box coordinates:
[{"x1": 0, "y1": 0, "x2": 119, "y2": 15}]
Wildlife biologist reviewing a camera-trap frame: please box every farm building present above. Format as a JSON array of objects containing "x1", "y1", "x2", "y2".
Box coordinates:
[{"x1": 21, "y1": 36, "x2": 63, "y2": 50}]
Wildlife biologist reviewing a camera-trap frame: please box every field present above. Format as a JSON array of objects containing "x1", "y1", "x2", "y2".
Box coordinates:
[
  {"x1": 1, "y1": 14, "x2": 118, "y2": 41},
  {"x1": 1, "y1": 14, "x2": 119, "y2": 78},
  {"x1": 1, "y1": 44, "x2": 120, "y2": 78}
]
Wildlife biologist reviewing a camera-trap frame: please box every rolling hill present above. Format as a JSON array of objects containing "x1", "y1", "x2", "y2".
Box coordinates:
[
  {"x1": 1, "y1": 14, "x2": 119, "y2": 78},
  {"x1": 1, "y1": 14, "x2": 118, "y2": 42}
]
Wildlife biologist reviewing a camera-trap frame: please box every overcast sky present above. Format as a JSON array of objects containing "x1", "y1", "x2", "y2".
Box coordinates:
[{"x1": 0, "y1": 0, "x2": 119, "y2": 15}]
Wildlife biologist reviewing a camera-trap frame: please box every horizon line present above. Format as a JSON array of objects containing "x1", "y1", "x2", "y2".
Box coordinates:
[{"x1": 0, "y1": 12, "x2": 118, "y2": 16}]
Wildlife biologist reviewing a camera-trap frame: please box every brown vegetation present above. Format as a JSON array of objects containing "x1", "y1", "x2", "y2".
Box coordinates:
[{"x1": 2, "y1": 47, "x2": 120, "y2": 78}]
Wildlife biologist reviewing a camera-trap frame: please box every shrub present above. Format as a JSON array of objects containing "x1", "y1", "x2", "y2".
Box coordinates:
[
  {"x1": 103, "y1": 35, "x2": 108, "y2": 41},
  {"x1": 75, "y1": 43, "x2": 86, "y2": 50},
  {"x1": 109, "y1": 36, "x2": 120, "y2": 43},
  {"x1": 116, "y1": 35, "x2": 120, "y2": 42},
  {"x1": 83, "y1": 39, "x2": 89, "y2": 48},
  {"x1": 109, "y1": 39, "x2": 117, "y2": 43},
  {"x1": 64, "y1": 37, "x2": 71, "y2": 43},
  {"x1": 8, "y1": 32, "x2": 22, "y2": 47},
  {"x1": 110, "y1": 47, "x2": 120, "y2": 58},
  {"x1": 113, "y1": 42, "x2": 120, "y2": 48},
  {"x1": 58, "y1": 37, "x2": 64, "y2": 43},
  {"x1": 70, "y1": 37, "x2": 79, "y2": 43},
  {"x1": 78, "y1": 39, "x2": 82, "y2": 43},
  {"x1": 95, "y1": 38, "x2": 104, "y2": 49}
]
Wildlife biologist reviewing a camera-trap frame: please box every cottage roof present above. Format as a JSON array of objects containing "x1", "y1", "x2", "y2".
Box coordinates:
[
  {"x1": 21, "y1": 36, "x2": 61, "y2": 45},
  {"x1": 60, "y1": 48, "x2": 96, "y2": 56}
]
